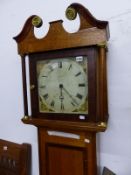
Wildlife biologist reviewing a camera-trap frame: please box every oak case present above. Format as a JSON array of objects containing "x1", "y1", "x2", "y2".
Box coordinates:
[{"x1": 14, "y1": 3, "x2": 109, "y2": 175}]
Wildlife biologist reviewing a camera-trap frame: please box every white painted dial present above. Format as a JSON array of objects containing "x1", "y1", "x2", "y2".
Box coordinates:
[{"x1": 37, "y1": 57, "x2": 88, "y2": 114}]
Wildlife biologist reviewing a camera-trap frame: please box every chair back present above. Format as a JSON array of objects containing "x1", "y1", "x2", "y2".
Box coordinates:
[{"x1": 0, "y1": 139, "x2": 31, "y2": 175}]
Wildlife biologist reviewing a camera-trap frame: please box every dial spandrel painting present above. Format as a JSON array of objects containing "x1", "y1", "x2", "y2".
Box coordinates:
[{"x1": 37, "y1": 56, "x2": 88, "y2": 114}]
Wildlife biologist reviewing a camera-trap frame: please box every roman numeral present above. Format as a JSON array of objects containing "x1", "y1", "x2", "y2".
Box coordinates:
[
  {"x1": 58, "y1": 62, "x2": 62, "y2": 68},
  {"x1": 76, "y1": 93, "x2": 83, "y2": 100},
  {"x1": 68, "y1": 64, "x2": 72, "y2": 70},
  {"x1": 39, "y1": 85, "x2": 46, "y2": 89},
  {"x1": 75, "y1": 72, "x2": 81, "y2": 77},
  {"x1": 61, "y1": 103, "x2": 64, "y2": 110},
  {"x1": 78, "y1": 83, "x2": 85, "y2": 87},
  {"x1": 50, "y1": 100, "x2": 55, "y2": 107},
  {"x1": 48, "y1": 65, "x2": 53, "y2": 72},
  {"x1": 71, "y1": 102, "x2": 76, "y2": 106},
  {"x1": 43, "y1": 93, "x2": 48, "y2": 100}
]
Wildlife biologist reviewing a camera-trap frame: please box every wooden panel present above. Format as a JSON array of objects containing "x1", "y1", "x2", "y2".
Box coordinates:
[
  {"x1": 46, "y1": 144, "x2": 86, "y2": 175},
  {"x1": 13, "y1": 3, "x2": 109, "y2": 55},
  {"x1": 15, "y1": 26, "x2": 108, "y2": 54}
]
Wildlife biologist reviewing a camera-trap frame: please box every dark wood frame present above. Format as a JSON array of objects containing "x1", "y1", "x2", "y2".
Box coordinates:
[{"x1": 29, "y1": 47, "x2": 97, "y2": 122}]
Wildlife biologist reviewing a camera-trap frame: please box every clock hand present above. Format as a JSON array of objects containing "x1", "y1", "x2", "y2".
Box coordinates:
[
  {"x1": 59, "y1": 84, "x2": 64, "y2": 98},
  {"x1": 62, "y1": 86, "x2": 78, "y2": 106},
  {"x1": 59, "y1": 84, "x2": 64, "y2": 111}
]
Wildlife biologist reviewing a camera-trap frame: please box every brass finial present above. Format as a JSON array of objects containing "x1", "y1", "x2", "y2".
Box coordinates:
[
  {"x1": 98, "y1": 122, "x2": 107, "y2": 128},
  {"x1": 32, "y1": 16, "x2": 43, "y2": 28},
  {"x1": 65, "y1": 7, "x2": 77, "y2": 20},
  {"x1": 23, "y1": 116, "x2": 29, "y2": 120},
  {"x1": 30, "y1": 84, "x2": 35, "y2": 90},
  {"x1": 97, "y1": 42, "x2": 107, "y2": 48}
]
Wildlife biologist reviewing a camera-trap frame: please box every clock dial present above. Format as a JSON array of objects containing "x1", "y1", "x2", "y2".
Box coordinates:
[{"x1": 37, "y1": 57, "x2": 88, "y2": 114}]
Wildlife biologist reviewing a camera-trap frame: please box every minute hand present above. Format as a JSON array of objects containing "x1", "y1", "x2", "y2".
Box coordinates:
[{"x1": 62, "y1": 86, "x2": 78, "y2": 105}]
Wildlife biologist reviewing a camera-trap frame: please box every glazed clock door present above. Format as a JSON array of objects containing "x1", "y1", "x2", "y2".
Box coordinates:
[{"x1": 29, "y1": 47, "x2": 97, "y2": 122}]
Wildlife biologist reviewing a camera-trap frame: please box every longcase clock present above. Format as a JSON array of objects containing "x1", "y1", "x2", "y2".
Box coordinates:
[{"x1": 14, "y1": 3, "x2": 110, "y2": 175}]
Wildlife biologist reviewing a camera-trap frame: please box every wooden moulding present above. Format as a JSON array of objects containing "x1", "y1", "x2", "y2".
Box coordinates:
[
  {"x1": 21, "y1": 117, "x2": 107, "y2": 132},
  {"x1": 13, "y1": 3, "x2": 109, "y2": 55}
]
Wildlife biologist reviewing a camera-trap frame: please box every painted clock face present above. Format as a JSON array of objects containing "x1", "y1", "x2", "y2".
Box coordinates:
[{"x1": 37, "y1": 56, "x2": 88, "y2": 114}]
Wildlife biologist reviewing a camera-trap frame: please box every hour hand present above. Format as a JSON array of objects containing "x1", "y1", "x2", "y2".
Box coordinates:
[
  {"x1": 59, "y1": 84, "x2": 64, "y2": 110},
  {"x1": 59, "y1": 84, "x2": 64, "y2": 99}
]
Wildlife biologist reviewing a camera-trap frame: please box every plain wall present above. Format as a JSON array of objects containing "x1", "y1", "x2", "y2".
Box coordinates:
[{"x1": 0, "y1": 0, "x2": 131, "y2": 175}]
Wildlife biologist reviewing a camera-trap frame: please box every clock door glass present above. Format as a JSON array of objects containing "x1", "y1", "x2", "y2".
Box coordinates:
[{"x1": 36, "y1": 56, "x2": 88, "y2": 114}]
